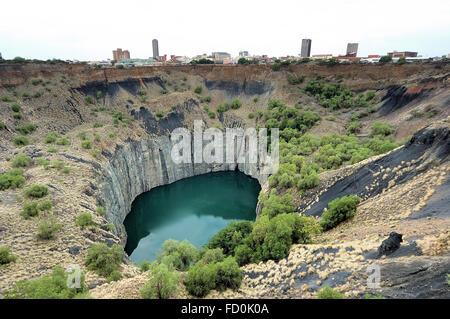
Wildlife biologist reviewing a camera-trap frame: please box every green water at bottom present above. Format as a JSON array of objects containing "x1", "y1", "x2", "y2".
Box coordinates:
[{"x1": 124, "y1": 171, "x2": 261, "y2": 264}]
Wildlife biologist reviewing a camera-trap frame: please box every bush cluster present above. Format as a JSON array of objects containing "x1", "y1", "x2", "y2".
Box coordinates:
[
  {"x1": 3, "y1": 266, "x2": 88, "y2": 299},
  {"x1": 0, "y1": 246, "x2": 17, "y2": 265},
  {"x1": 16, "y1": 123, "x2": 36, "y2": 135},
  {"x1": 304, "y1": 79, "x2": 367, "y2": 109},
  {"x1": 11, "y1": 153, "x2": 31, "y2": 167},
  {"x1": 0, "y1": 169, "x2": 26, "y2": 190},
  {"x1": 140, "y1": 262, "x2": 180, "y2": 299},
  {"x1": 85, "y1": 243, "x2": 123, "y2": 277},
  {"x1": 207, "y1": 203, "x2": 320, "y2": 266},
  {"x1": 24, "y1": 184, "x2": 48, "y2": 198},
  {"x1": 320, "y1": 195, "x2": 360, "y2": 230}
]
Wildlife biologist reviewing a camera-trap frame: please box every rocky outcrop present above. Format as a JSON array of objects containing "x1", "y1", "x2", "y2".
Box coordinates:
[{"x1": 97, "y1": 135, "x2": 268, "y2": 246}]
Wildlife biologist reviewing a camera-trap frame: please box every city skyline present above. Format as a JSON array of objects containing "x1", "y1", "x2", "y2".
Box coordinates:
[{"x1": 1, "y1": 0, "x2": 449, "y2": 61}]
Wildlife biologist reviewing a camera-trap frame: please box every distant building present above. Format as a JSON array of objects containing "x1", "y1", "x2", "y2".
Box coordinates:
[
  {"x1": 112, "y1": 48, "x2": 130, "y2": 62},
  {"x1": 239, "y1": 51, "x2": 249, "y2": 57},
  {"x1": 346, "y1": 43, "x2": 359, "y2": 56},
  {"x1": 152, "y1": 39, "x2": 159, "y2": 59},
  {"x1": 301, "y1": 39, "x2": 312, "y2": 58},
  {"x1": 212, "y1": 52, "x2": 231, "y2": 64},
  {"x1": 311, "y1": 54, "x2": 333, "y2": 60},
  {"x1": 388, "y1": 51, "x2": 418, "y2": 58}
]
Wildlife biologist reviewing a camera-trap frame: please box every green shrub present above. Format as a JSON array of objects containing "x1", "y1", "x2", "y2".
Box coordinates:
[
  {"x1": 140, "y1": 262, "x2": 180, "y2": 299},
  {"x1": 1, "y1": 95, "x2": 12, "y2": 102},
  {"x1": 370, "y1": 122, "x2": 393, "y2": 136},
  {"x1": 62, "y1": 166, "x2": 71, "y2": 174},
  {"x1": 3, "y1": 266, "x2": 88, "y2": 299},
  {"x1": 160, "y1": 89, "x2": 168, "y2": 95},
  {"x1": 261, "y1": 192, "x2": 296, "y2": 218},
  {"x1": 230, "y1": 99, "x2": 242, "y2": 110},
  {"x1": 56, "y1": 137, "x2": 68, "y2": 145},
  {"x1": 47, "y1": 147, "x2": 58, "y2": 153},
  {"x1": 75, "y1": 213, "x2": 93, "y2": 228},
  {"x1": 194, "y1": 86, "x2": 203, "y2": 94},
  {"x1": 33, "y1": 91, "x2": 42, "y2": 98},
  {"x1": 365, "y1": 90, "x2": 376, "y2": 101},
  {"x1": 184, "y1": 262, "x2": 216, "y2": 297},
  {"x1": 213, "y1": 256, "x2": 243, "y2": 292},
  {"x1": 156, "y1": 110, "x2": 164, "y2": 118},
  {"x1": 184, "y1": 256, "x2": 242, "y2": 297},
  {"x1": 208, "y1": 221, "x2": 253, "y2": 256},
  {"x1": 96, "y1": 91, "x2": 103, "y2": 100},
  {"x1": 253, "y1": 97, "x2": 259, "y2": 103},
  {"x1": 16, "y1": 123, "x2": 36, "y2": 135},
  {"x1": 107, "y1": 270, "x2": 122, "y2": 283},
  {"x1": 156, "y1": 239, "x2": 198, "y2": 271},
  {"x1": 0, "y1": 246, "x2": 17, "y2": 265},
  {"x1": 141, "y1": 260, "x2": 152, "y2": 272},
  {"x1": 317, "y1": 286, "x2": 345, "y2": 299},
  {"x1": 216, "y1": 103, "x2": 230, "y2": 113},
  {"x1": 52, "y1": 160, "x2": 64, "y2": 169},
  {"x1": 93, "y1": 122, "x2": 103, "y2": 128},
  {"x1": 11, "y1": 103, "x2": 21, "y2": 112},
  {"x1": 81, "y1": 140, "x2": 92, "y2": 149},
  {"x1": 13, "y1": 113, "x2": 22, "y2": 120},
  {"x1": 22, "y1": 92, "x2": 30, "y2": 98},
  {"x1": 31, "y1": 79, "x2": 43, "y2": 86},
  {"x1": 37, "y1": 218, "x2": 62, "y2": 240},
  {"x1": 0, "y1": 169, "x2": 26, "y2": 190},
  {"x1": 208, "y1": 111, "x2": 216, "y2": 119},
  {"x1": 44, "y1": 132, "x2": 58, "y2": 143},
  {"x1": 20, "y1": 202, "x2": 39, "y2": 219},
  {"x1": 85, "y1": 95, "x2": 94, "y2": 104},
  {"x1": 0, "y1": 122, "x2": 5, "y2": 130},
  {"x1": 379, "y1": 56, "x2": 392, "y2": 63},
  {"x1": 272, "y1": 63, "x2": 281, "y2": 71},
  {"x1": 320, "y1": 195, "x2": 360, "y2": 230},
  {"x1": 11, "y1": 153, "x2": 31, "y2": 167},
  {"x1": 85, "y1": 243, "x2": 123, "y2": 277},
  {"x1": 288, "y1": 74, "x2": 306, "y2": 85},
  {"x1": 24, "y1": 184, "x2": 48, "y2": 198},
  {"x1": 96, "y1": 206, "x2": 106, "y2": 216},
  {"x1": 248, "y1": 112, "x2": 255, "y2": 119},
  {"x1": 347, "y1": 121, "x2": 361, "y2": 134},
  {"x1": 77, "y1": 132, "x2": 88, "y2": 140},
  {"x1": 37, "y1": 200, "x2": 53, "y2": 211}
]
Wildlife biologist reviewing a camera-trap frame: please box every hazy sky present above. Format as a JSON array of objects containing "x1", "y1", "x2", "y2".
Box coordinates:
[{"x1": 1, "y1": 0, "x2": 449, "y2": 60}]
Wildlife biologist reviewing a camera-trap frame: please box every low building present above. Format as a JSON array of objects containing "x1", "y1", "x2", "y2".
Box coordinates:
[
  {"x1": 113, "y1": 48, "x2": 130, "y2": 62},
  {"x1": 239, "y1": 51, "x2": 249, "y2": 57},
  {"x1": 212, "y1": 52, "x2": 231, "y2": 64},
  {"x1": 311, "y1": 54, "x2": 333, "y2": 60},
  {"x1": 388, "y1": 51, "x2": 418, "y2": 58}
]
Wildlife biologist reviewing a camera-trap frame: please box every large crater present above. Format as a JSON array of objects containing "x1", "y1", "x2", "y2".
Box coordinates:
[{"x1": 97, "y1": 135, "x2": 268, "y2": 247}]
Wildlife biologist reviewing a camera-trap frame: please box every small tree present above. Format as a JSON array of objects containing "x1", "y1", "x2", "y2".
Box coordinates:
[
  {"x1": 140, "y1": 262, "x2": 180, "y2": 299},
  {"x1": 85, "y1": 243, "x2": 123, "y2": 277}
]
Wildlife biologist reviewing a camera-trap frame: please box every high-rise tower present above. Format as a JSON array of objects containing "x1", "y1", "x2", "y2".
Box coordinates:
[
  {"x1": 301, "y1": 39, "x2": 312, "y2": 58},
  {"x1": 152, "y1": 39, "x2": 159, "y2": 59}
]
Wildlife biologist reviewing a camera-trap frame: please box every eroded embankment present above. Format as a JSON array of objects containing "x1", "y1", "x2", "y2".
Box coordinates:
[
  {"x1": 300, "y1": 124, "x2": 450, "y2": 217},
  {"x1": 97, "y1": 135, "x2": 268, "y2": 246}
]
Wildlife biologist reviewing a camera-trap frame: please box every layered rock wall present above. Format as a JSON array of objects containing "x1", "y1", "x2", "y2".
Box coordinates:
[{"x1": 98, "y1": 135, "x2": 268, "y2": 245}]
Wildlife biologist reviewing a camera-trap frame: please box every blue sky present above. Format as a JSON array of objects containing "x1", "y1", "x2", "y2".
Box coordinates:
[{"x1": 1, "y1": 0, "x2": 449, "y2": 60}]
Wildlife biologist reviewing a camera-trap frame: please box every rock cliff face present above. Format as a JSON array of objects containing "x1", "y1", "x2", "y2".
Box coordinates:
[{"x1": 98, "y1": 135, "x2": 268, "y2": 245}]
